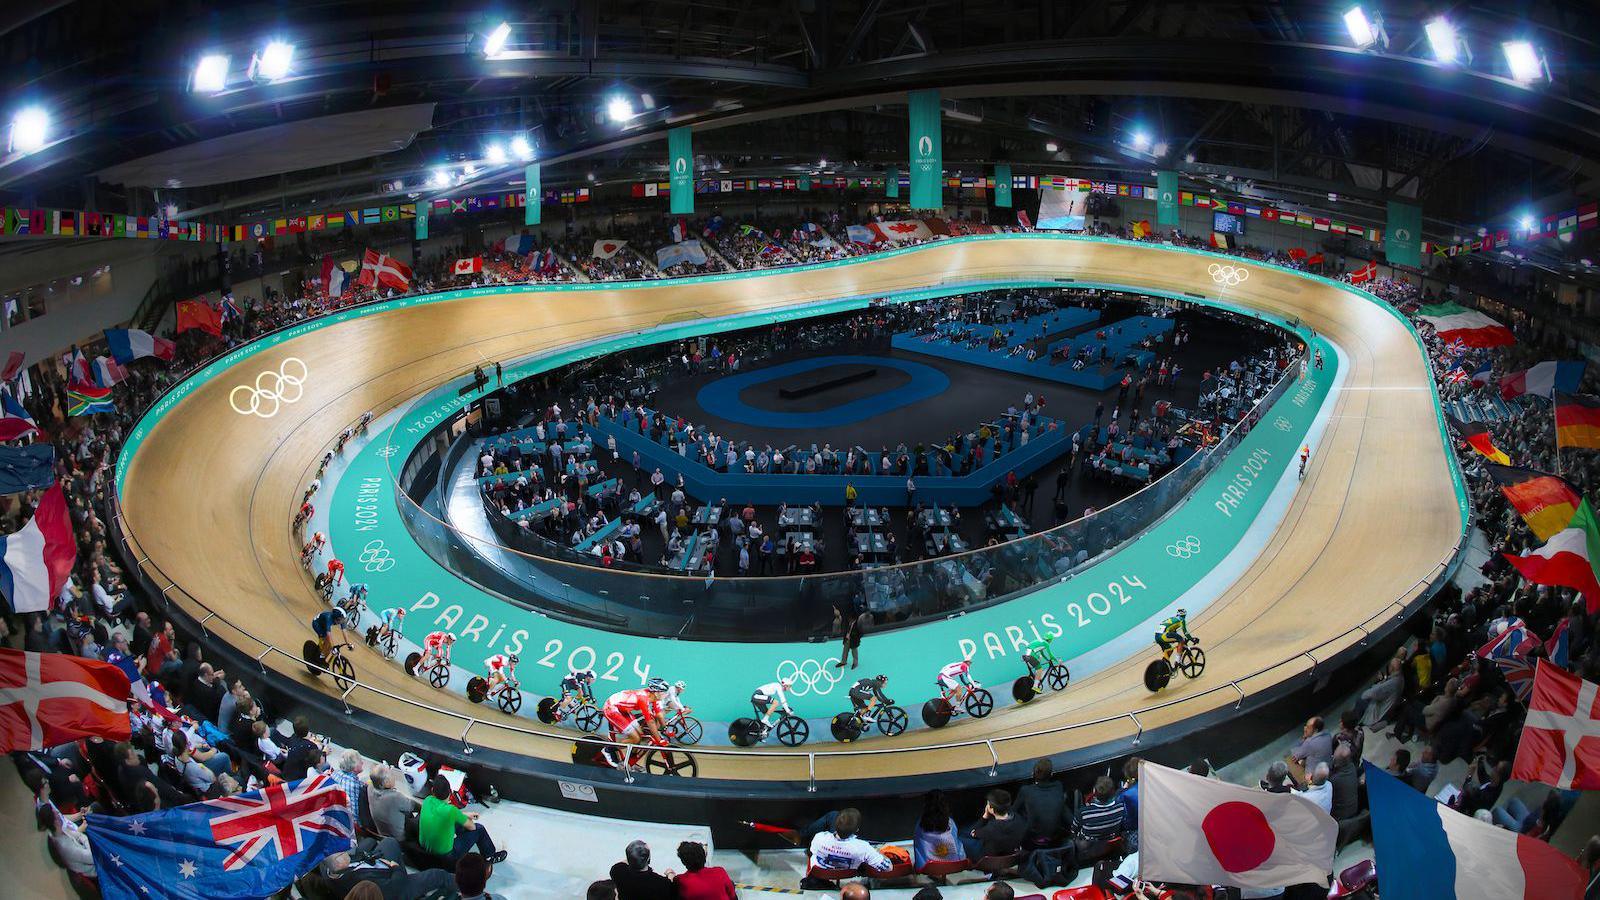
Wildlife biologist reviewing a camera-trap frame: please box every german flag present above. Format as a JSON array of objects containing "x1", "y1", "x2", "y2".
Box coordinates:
[
  {"x1": 1448, "y1": 416, "x2": 1510, "y2": 465},
  {"x1": 1556, "y1": 393, "x2": 1600, "y2": 449},
  {"x1": 1488, "y1": 464, "x2": 1581, "y2": 541}
]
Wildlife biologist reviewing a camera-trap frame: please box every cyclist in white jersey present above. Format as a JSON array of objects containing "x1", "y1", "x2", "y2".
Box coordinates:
[
  {"x1": 937, "y1": 656, "x2": 976, "y2": 705},
  {"x1": 483, "y1": 653, "x2": 519, "y2": 699},
  {"x1": 751, "y1": 679, "x2": 794, "y2": 732}
]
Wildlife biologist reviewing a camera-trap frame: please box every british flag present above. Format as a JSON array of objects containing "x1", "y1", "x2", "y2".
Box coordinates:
[{"x1": 207, "y1": 772, "x2": 353, "y2": 870}]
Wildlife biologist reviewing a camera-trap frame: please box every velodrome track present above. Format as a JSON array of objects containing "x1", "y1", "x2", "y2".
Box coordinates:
[{"x1": 114, "y1": 236, "x2": 1466, "y2": 784}]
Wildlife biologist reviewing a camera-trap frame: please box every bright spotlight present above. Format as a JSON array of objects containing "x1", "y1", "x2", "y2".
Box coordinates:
[
  {"x1": 1184, "y1": 152, "x2": 1196, "y2": 164},
  {"x1": 1153, "y1": 141, "x2": 1169, "y2": 157},
  {"x1": 1518, "y1": 214, "x2": 1536, "y2": 232},
  {"x1": 819, "y1": 158, "x2": 828, "y2": 167},
  {"x1": 430, "y1": 168, "x2": 451, "y2": 188},
  {"x1": 1130, "y1": 131, "x2": 1151, "y2": 151},
  {"x1": 1044, "y1": 141, "x2": 1059, "y2": 153},
  {"x1": 484, "y1": 22, "x2": 512, "y2": 58},
  {"x1": 9, "y1": 107, "x2": 49, "y2": 154},
  {"x1": 192, "y1": 54, "x2": 230, "y2": 93},
  {"x1": 1425, "y1": 18, "x2": 1463, "y2": 64},
  {"x1": 1342, "y1": 7, "x2": 1383, "y2": 50},
  {"x1": 253, "y1": 41, "x2": 294, "y2": 81},
  {"x1": 485, "y1": 142, "x2": 507, "y2": 164},
  {"x1": 1502, "y1": 41, "x2": 1547, "y2": 84},
  {"x1": 607, "y1": 96, "x2": 634, "y2": 123},
  {"x1": 462, "y1": 164, "x2": 479, "y2": 178},
  {"x1": 510, "y1": 135, "x2": 534, "y2": 160}
]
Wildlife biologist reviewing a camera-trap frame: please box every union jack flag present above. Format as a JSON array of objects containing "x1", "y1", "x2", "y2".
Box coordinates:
[
  {"x1": 1446, "y1": 367, "x2": 1469, "y2": 384},
  {"x1": 1446, "y1": 337, "x2": 1467, "y2": 356},
  {"x1": 1494, "y1": 655, "x2": 1539, "y2": 703},
  {"x1": 207, "y1": 772, "x2": 353, "y2": 870}
]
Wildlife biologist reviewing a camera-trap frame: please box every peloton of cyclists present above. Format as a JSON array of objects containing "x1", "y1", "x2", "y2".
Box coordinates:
[
  {"x1": 937, "y1": 654, "x2": 978, "y2": 705},
  {"x1": 419, "y1": 630, "x2": 456, "y2": 677},
  {"x1": 483, "y1": 652, "x2": 520, "y2": 700},
  {"x1": 600, "y1": 678, "x2": 671, "y2": 770},
  {"x1": 750, "y1": 677, "x2": 795, "y2": 735},
  {"x1": 1154, "y1": 608, "x2": 1192, "y2": 665},
  {"x1": 555, "y1": 668, "x2": 598, "y2": 718}
]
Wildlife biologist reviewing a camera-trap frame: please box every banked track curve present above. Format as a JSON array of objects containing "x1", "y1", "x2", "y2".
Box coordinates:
[{"x1": 115, "y1": 235, "x2": 1466, "y2": 785}]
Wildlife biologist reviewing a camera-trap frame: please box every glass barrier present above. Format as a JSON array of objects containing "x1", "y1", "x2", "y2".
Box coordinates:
[{"x1": 388, "y1": 358, "x2": 1301, "y2": 641}]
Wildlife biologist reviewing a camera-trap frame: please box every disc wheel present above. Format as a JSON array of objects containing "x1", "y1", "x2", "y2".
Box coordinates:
[
  {"x1": 379, "y1": 630, "x2": 398, "y2": 660},
  {"x1": 876, "y1": 705, "x2": 908, "y2": 736},
  {"x1": 830, "y1": 713, "x2": 864, "y2": 743},
  {"x1": 728, "y1": 718, "x2": 762, "y2": 747},
  {"x1": 536, "y1": 697, "x2": 559, "y2": 724},
  {"x1": 301, "y1": 641, "x2": 323, "y2": 677},
  {"x1": 403, "y1": 652, "x2": 422, "y2": 676},
  {"x1": 575, "y1": 705, "x2": 603, "y2": 734},
  {"x1": 672, "y1": 715, "x2": 703, "y2": 746},
  {"x1": 1179, "y1": 647, "x2": 1206, "y2": 679},
  {"x1": 921, "y1": 699, "x2": 953, "y2": 729},
  {"x1": 1012, "y1": 676, "x2": 1038, "y2": 704},
  {"x1": 465, "y1": 677, "x2": 488, "y2": 704},
  {"x1": 1144, "y1": 659, "x2": 1173, "y2": 692},
  {"x1": 497, "y1": 687, "x2": 523, "y2": 714},
  {"x1": 775, "y1": 714, "x2": 809, "y2": 746},
  {"x1": 427, "y1": 663, "x2": 450, "y2": 689},
  {"x1": 329, "y1": 654, "x2": 355, "y2": 692},
  {"x1": 965, "y1": 688, "x2": 994, "y2": 719},
  {"x1": 1046, "y1": 663, "x2": 1071, "y2": 691},
  {"x1": 643, "y1": 748, "x2": 698, "y2": 777}
]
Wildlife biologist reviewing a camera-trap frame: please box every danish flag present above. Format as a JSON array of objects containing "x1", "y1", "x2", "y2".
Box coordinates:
[
  {"x1": 206, "y1": 772, "x2": 354, "y2": 870},
  {"x1": 1513, "y1": 661, "x2": 1600, "y2": 789},
  {"x1": 0, "y1": 648, "x2": 131, "y2": 752},
  {"x1": 358, "y1": 249, "x2": 412, "y2": 291}
]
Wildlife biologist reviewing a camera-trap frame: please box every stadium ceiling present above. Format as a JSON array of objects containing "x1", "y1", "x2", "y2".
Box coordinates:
[{"x1": 3, "y1": 0, "x2": 1599, "y2": 242}]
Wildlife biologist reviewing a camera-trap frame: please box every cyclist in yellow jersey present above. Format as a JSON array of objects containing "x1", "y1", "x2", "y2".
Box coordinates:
[{"x1": 1154, "y1": 608, "x2": 1191, "y2": 664}]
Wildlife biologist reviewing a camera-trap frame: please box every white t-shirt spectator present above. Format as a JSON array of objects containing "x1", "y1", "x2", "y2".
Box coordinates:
[
  {"x1": 809, "y1": 830, "x2": 892, "y2": 873},
  {"x1": 1300, "y1": 780, "x2": 1332, "y2": 814}
]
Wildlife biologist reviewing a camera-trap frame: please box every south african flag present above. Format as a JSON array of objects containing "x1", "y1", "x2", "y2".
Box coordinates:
[{"x1": 67, "y1": 384, "x2": 114, "y2": 416}]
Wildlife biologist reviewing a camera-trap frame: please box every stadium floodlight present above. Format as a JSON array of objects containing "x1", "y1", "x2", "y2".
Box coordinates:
[
  {"x1": 1130, "y1": 131, "x2": 1151, "y2": 151},
  {"x1": 1153, "y1": 141, "x2": 1169, "y2": 157},
  {"x1": 253, "y1": 41, "x2": 294, "y2": 81},
  {"x1": 1425, "y1": 17, "x2": 1467, "y2": 64},
  {"x1": 485, "y1": 142, "x2": 507, "y2": 164},
  {"x1": 429, "y1": 168, "x2": 450, "y2": 188},
  {"x1": 510, "y1": 135, "x2": 534, "y2": 160},
  {"x1": 1502, "y1": 40, "x2": 1547, "y2": 85},
  {"x1": 1342, "y1": 7, "x2": 1384, "y2": 50},
  {"x1": 607, "y1": 96, "x2": 634, "y2": 123},
  {"x1": 1044, "y1": 141, "x2": 1059, "y2": 153},
  {"x1": 462, "y1": 164, "x2": 479, "y2": 178},
  {"x1": 1184, "y1": 152, "x2": 1197, "y2": 164},
  {"x1": 1519, "y1": 214, "x2": 1536, "y2": 232},
  {"x1": 819, "y1": 158, "x2": 827, "y2": 167},
  {"x1": 484, "y1": 22, "x2": 512, "y2": 58},
  {"x1": 9, "y1": 106, "x2": 48, "y2": 154},
  {"x1": 192, "y1": 54, "x2": 230, "y2": 93}
]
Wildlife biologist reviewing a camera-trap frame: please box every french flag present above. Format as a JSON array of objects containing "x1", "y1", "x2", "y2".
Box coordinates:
[
  {"x1": 0, "y1": 484, "x2": 76, "y2": 614},
  {"x1": 1367, "y1": 762, "x2": 1584, "y2": 900},
  {"x1": 670, "y1": 218, "x2": 688, "y2": 243},
  {"x1": 0, "y1": 390, "x2": 37, "y2": 441},
  {"x1": 1502, "y1": 360, "x2": 1586, "y2": 400},
  {"x1": 103, "y1": 328, "x2": 175, "y2": 365},
  {"x1": 90, "y1": 356, "x2": 127, "y2": 388}
]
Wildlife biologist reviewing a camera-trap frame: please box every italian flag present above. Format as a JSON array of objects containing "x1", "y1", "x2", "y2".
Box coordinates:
[
  {"x1": 1506, "y1": 500, "x2": 1600, "y2": 612},
  {"x1": 1416, "y1": 302, "x2": 1515, "y2": 348}
]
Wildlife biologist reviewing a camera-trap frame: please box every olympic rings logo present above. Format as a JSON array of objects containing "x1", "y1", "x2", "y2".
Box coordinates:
[
  {"x1": 376, "y1": 445, "x2": 400, "y2": 459},
  {"x1": 776, "y1": 658, "x2": 844, "y2": 696},
  {"x1": 1207, "y1": 263, "x2": 1250, "y2": 287},
  {"x1": 359, "y1": 539, "x2": 395, "y2": 572},
  {"x1": 1165, "y1": 535, "x2": 1202, "y2": 559},
  {"x1": 230, "y1": 358, "x2": 308, "y2": 418},
  {"x1": 1274, "y1": 416, "x2": 1293, "y2": 431}
]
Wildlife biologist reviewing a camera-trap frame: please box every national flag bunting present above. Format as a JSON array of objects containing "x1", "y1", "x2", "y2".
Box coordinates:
[
  {"x1": 1488, "y1": 464, "x2": 1581, "y2": 541},
  {"x1": 1555, "y1": 392, "x2": 1600, "y2": 450}
]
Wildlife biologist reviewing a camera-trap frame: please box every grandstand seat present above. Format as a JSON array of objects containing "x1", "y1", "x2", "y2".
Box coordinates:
[
  {"x1": 916, "y1": 858, "x2": 972, "y2": 882},
  {"x1": 804, "y1": 863, "x2": 867, "y2": 885},
  {"x1": 971, "y1": 851, "x2": 1023, "y2": 879}
]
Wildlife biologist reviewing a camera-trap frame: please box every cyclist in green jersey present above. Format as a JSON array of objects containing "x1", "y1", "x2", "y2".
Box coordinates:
[
  {"x1": 1021, "y1": 635, "x2": 1058, "y2": 689},
  {"x1": 1154, "y1": 608, "x2": 1191, "y2": 664}
]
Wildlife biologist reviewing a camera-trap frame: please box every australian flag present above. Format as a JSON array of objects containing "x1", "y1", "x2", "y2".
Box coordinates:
[{"x1": 88, "y1": 772, "x2": 352, "y2": 899}]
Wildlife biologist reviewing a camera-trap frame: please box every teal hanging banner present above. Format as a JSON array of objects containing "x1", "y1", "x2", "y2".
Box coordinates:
[
  {"x1": 1157, "y1": 171, "x2": 1180, "y2": 228},
  {"x1": 798, "y1": 176, "x2": 811, "y2": 192},
  {"x1": 414, "y1": 202, "x2": 428, "y2": 240},
  {"x1": 524, "y1": 164, "x2": 541, "y2": 226},
  {"x1": 907, "y1": 89, "x2": 943, "y2": 210},
  {"x1": 886, "y1": 166, "x2": 900, "y2": 199},
  {"x1": 1385, "y1": 201, "x2": 1422, "y2": 268},
  {"x1": 668, "y1": 127, "x2": 694, "y2": 214},
  {"x1": 994, "y1": 164, "x2": 1013, "y2": 209}
]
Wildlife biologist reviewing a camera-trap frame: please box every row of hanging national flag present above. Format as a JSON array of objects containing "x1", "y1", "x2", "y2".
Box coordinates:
[{"x1": 0, "y1": 207, "x2": 226, "y2": 242}]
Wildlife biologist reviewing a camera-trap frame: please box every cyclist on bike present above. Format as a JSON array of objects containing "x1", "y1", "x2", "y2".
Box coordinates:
[
  {"x1": 374, "y1": 607, "x2": 405, "y2": 643},
  {"x1": 663, "y1": 680, "x2": 690, "y2": 721},
  {"x1": 1154, "y1": 608, "x2": 1192, "y2": 665},
  {"x1": 483, "y1": 653, "x2": 520, "y2": 699},
  {"x1": 348, "y1": 582, "x2": 370, "y2": 604},
  {"x1": 937, "y1": 655, "x2": 977, "y2": 706},
  {"x1": 326, "y1": 557, "x2": 345, "y2": 585},
  {"x1": 1022, "y1": 635, "x2": 1059, "y2": 689},
  {"x1": 848, "y1": 675, "x2": 891, "y2": 719},
  {"x1": 311, "y1": 607, "x2": 349, "y2": 660},
  {"x1": 301, "y1": 531, "x2": 327, "y2": 562},
  {"x1": 751, "y1": 678, "x2": 795, "y2": 734},
  {"x1": 600, "y1": 679, "x2": 670, "y2": 769},
  {"x1": 555, "y1": 668, "x2": 597, "y2": 719},
  {"x1": 420, "y1": 631, "x2": 456, "y2": 676}
]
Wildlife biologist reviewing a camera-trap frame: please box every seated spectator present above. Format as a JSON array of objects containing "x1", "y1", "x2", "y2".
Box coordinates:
[
  {"x1": 1299, "y1": 762, "x2": 1332, "y2": 814},
  {"x1": 37, "y1": 805, "x2": 95, "y2": 879},
  {"x1": 318, "y1": 836, "x2": 456, "y2": 897},
  {"x1": 808, "y1": 807, "x2": 891, "y2": 876},
  {"x1": 419, "y1": 775, "x2": 507, "y2": 864},
  {"x1": 672, "y1": 840, "x2": 737, "y2": 900},
  {"x1": 1013, "y1": 758, "x2": 1066, "y2": 843},
  {"x1": 368, "y1": 764, "x2": 421, "y2": 840},
  {"x1": 1118, "y1": 757, "x2": 1141, "y2": 845},
  {"x1": 587, "y1": 880, "x2": 618, "y2": 900},
  {"x1": 1406, "y1": 745, "x2": 1440, "y2": 793},
  {"x1": 456, "y1": 851, "x2": 497, "y2": 900},
  {"x1": 1072, "y1": 776, "x2": 1125, "y2": 858},
  {"x1": 962, "y1": 788, "x2": 1027, "y2": 860},
  {"x1": 912, "y1": 790, "x2": 965, "y2": 868},
  {"x1": 1289, "y1": 716, "x2": 1333, "y2": 776},
  {"x1": 327, "y1": 749, "x2": 366, "y2": 826},
  {"x1": 610, "y1": 839, "x2": 673, "y2": 900}
]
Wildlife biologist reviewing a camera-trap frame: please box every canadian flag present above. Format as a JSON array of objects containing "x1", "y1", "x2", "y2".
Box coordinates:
[
  {"x1": 1513, "y1": 661, "x2": 1600, "y2": 789},
  {"x1": 453, "y1": 256, "x2": 483, "y2": 276},
  {"x1": 358, "y1": 249, "x2": 412, "y2": 291},
  {"x1": 1138, "y1": 761, "x2": 1335, "y2": 889},
  {"x1": 0, "y1": 648, "x2": 131, "y2": 752}
]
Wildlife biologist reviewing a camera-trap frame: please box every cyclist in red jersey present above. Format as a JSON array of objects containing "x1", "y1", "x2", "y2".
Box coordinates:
[{"x1": 600, "y1": 678, "x2": 670, "y2": 769}]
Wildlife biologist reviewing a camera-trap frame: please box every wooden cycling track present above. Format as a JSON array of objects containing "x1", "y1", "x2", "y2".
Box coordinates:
[{"x1": 117, "y1": 237, "x2": 1464, "y2": 784}]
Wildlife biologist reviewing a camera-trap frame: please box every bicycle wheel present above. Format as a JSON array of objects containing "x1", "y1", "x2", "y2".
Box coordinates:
[
  {"x1": 536, "y1": 697, "x2": 559, "y2": 724},
  {"x1": 1179, "y1": 647, "x2": 1206, "y2": 679},
  {"x1": 830, "y1": 713, "x2": 864, "y2": 743},
  {"x1": 728, "y1": 718, "x2": 762, "y2": 747},
  {"x1": 775, "y1": 714, "x2": 809, "y2": 746},
  {"x1": 465, "y1": 677, "x2": 489, "y2": 704},
  {"x1": 1046, "y1": 663, "x2": 1071, "y2": 691},
  {"x1": 575, "y1": 705, "x2": 603, "y2": 734},
  {"x1": 1012, "y1": 676, "x2": 1038, "y2": 703},
  {"x1": 301, "y1": 641, "x2": 324, "y2": 677},
  {"x1": 330, "y1": 655, "x2": 355, "y2": 692},
  {"x1": 965, "y1": 688, "x2": 994, "y2": 718},
  {"x1": 1143, "y1": 659, "x2": 1173, "y2": 692},
  {"x1": 921, "y1": 698, "x2": 953, "y2": 729},
  {"x1": 380, "y1": 630, "x2": 398, "y2": 660},
  {"x1": 877, "y1": 705, "x2": 908, "y2": 736},
  {"x1": 497, "y1": 687, "x2": 523, "y2": 715},
  {"x1": 427, "y1": 663, "x2": 450, "y2": 689},
  {"x1": 674, "y1": 716, "x2": 703, "y2": 746},
  {"x1": 403, "y1": 652, "x2": 422, "y2": 676},
  {"x1": 644, "y1": 748, "x2": 697, "y2": 777}
]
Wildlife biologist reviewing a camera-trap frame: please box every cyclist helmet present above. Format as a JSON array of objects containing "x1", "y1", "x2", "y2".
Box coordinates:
[
  {"x1": 779, "y1": 677, "x2": 794, "y2": 688},
  {"x1": 874, "y1": 674, "x2": 888, "y2": 685},
  {"x1": 330, "y1": 607, "x2": 347, "y2": 622},
  {"x1": 507, "y1": 653, "x2": 519, "y2": 665},
  {"x1": 442, "y1": 633, "x2": 456, "y2": 643},
  {"x1": 673, "y1": 680, "x2": 687, "y2": 691},
  {"x1": 579, "y1": 669, "x2": 596, "y2": 682},
  {"x1": 645, "y1": 677, "x2": 669, "y2": 693},
  {"x1": 1176, "y1": 608, "x2": 1188, "y2": 618}
]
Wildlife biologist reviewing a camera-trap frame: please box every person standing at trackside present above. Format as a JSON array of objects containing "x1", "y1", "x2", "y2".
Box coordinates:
[
  {"x1": 905, "y1": 476, "x2": 916, "y2": 507},
  {"x1": 833, "y1": 609, "x2": 869, "y2": 670}
]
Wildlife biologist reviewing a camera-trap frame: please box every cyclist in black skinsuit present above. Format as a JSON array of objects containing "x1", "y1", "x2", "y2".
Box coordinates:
[{"x1": 848, "y1": 674, "x2": 891, "y2": 717}]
